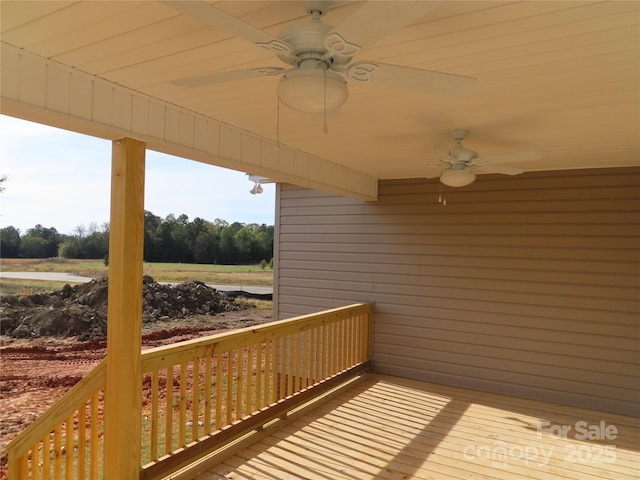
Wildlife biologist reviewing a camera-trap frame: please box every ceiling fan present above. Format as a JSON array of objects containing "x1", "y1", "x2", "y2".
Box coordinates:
[
  {"x1": 428, "y1": 130, "x2": 542, "y2": 187},
  {"x1": 166, "y1": 1, "x2": 477, "y2": 115}
]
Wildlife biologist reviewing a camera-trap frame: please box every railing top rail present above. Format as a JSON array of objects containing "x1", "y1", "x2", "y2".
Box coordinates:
[
  {"x1": 7, "y1": 358, "x2": 107, "y2": 458},
  {"x1": 141, "y1": 302, "x2": 372, "y2": 368}
]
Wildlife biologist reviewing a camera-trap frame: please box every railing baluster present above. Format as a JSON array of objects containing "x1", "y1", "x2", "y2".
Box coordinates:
[
  {"x1": 271, "y1": 338, "x2": 276, "y2": 404},
  {"x1": 234, "y1": 349, "x2": 242, "y2": 421},
  {"x1": 360, "y1": 314, "x2": 365, "y2": 362},
  {"x1": 338, "y1": 318, "x2": 344, "y2": 372},
  {"x1": 244, "y1": 346, "x2": 250, "y2": 416},
  {"x1": 19, "y1": 454, "x2": 28, "y2": 479},
  {"x1": 164, "y1": 366, "x2": 174, "y2": 455},
  {"x1": 332, "y1": 320, "x2": 337, "y2": 374},
  {"x1": 342, "y1": 317, "x2": 348, "y2": 371},
  {"x1": 150, "y1": 370, "x2": 159, "y2": 461},
  {"x1": 343, "y1": 317, "x2": 348, "y2": 370},
  {"x1": 215, "y1": 352, "x2": 222, "y2": 430},
  {"x1": 242, "y1": 346, "x2": 249, "y2": 417},
  {"x1": 346, "y1": 316, "x2": 351, "y2": 369},
  {"x1": 262, "y1": 341, "x2": 269, "y2": 409},
  {"x1": 288, "y1": 334, "x2": 295, "y2": 396},
  {"x1": 32, "y1": 441, "x2": 40, "y2": 480},
  {"x1": 340, "y1": 317, "x2": 346, "y2": 372},
  {"x1": 53, "y1": 425, "x2": 62, "y2": 479},
  {"x1": 192, "y1": 359, "x2": 200, "y2": 442},
  {"x1": 255, "y1": 343, "x2": 262, "y2": 411},
  {"x1": 244, "y1": 346, "x2": 252, "y2": 416},
  {"x1": 346, "y1": 316, "x2": 352, "y2": 367},
  {"x1": 321, "y1": 323, "x2": 328, "y2": 380},
  {"x1": 336, "y1": 318, "x2": 341, "y2": 373},
  {"x1": 357, "y1": 314, "x2": 362, "y2": 360},
  {"x1": 278, "y1": 338, "x2": 285, "y2": 400},
  {"x1": 330, "y1": 320, "x2": 336, "y2": 375},
  {"x1": 358, "y1": 314, "x2": 364, "y2": 361},
  {"x1": 345, "y1": 316, "x2": 352, "y2": 367},
  {"x1": 78, "y1": 401, "x2": 86, "y2": 479},
  {"x1": 42, "y1": 433, "x2": 51, "y2": 480},
  {"x1": 329, "y1": 321, "x2": 332, "y2": 376},
  {"x1": 64, "y1": 413, "x2": 73, "y2": 479},
  {"x1": 258, "y1": 342, "x2": 263, "y2": 409},
  {"x1": 225, "y1": 352, "x2": 233, "y2": 426},
  {"x1": 267, "y1": 339, "x2": 272, "y2": 404},
  {"x1": 296, "y1": 331, "x2": 302, "y2": 393},
  {"x1": 304, "y1": 330, "x2": 309, "y2": 388},
  {"x1": 359, "y1": 315, "x2": 369, "y2": 362},
  {"x1": 90, "y1": 393, "x2": 99, "y2": 480},
  {"x1": 307, "y1": 329, "x2": 313, "y2": 387},
  {"x1": 266, "y1": 339, "x2": 271, "y2": 406},
  {"x1": 329, "y1": 321, "x2": 336, "y2": 376},
  {"x1": 204, "y1": 355, "x2": 212, "y2": 433},
  {"x1": 179, "y1": 363, "x2": 187, "y2": 446},
  {"x1": 313, "y1": 325, "x2": 322, "y2": 384}
]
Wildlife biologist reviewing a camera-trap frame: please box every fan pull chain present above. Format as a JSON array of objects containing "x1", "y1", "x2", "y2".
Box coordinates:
[
  {"x1": 438, "y1": 183, "x2": 446, "y2": 205},
  {"x1": 323, "y1": 67, "x2": 329, "y2": 134}
]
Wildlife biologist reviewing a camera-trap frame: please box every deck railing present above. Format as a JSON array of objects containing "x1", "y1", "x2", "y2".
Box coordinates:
[{"x1": 7, "y1": 303, "x2": 372, "y2": 480}]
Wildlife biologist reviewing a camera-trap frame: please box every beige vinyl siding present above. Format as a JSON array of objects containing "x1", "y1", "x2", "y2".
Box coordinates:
[{"x1": 275, "y1": 167, "x2": 640, "y2": 416}]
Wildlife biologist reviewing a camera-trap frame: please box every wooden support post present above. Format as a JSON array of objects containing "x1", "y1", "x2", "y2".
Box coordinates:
[{"x1": 104, "y1": 137, "x2": 146, "y2": 479}]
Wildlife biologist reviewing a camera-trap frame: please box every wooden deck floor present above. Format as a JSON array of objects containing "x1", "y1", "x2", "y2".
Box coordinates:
[{"x1": 194, "y1": 374, "x2": 639, "y2": 480}]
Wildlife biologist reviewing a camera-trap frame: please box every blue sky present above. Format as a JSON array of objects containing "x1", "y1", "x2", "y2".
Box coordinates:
[{"x1": 0, "y1": 115, "x2": 275, "y2": 235}]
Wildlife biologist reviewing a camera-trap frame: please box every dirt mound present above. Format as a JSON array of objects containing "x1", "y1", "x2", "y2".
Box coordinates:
[{"x1": 0, "y1": 276, "x2": 244, "y2": 340}]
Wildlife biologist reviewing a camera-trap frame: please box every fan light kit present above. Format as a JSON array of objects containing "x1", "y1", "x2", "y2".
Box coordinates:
[
  {"x1": 168, "y1": 1, "x2": 477, "y2": 117},
  {"x1": 277, "y1": 67, "x2": 348, "y2": 114},
  {"x1": 427, "y1": 130, "x2": 542, "y2": 187},
  {"x1": 440, "y1": 168, "x2": 476, "y2": 188}
]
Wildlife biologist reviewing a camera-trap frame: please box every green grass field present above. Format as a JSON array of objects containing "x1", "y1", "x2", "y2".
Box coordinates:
[{"x1": 0, "y1": 258, "x2": 273, "y2": 296}]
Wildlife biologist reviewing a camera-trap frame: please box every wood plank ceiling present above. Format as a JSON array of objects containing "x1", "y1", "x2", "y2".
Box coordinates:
[{"x1": 1, "y1": 0, "x2": 639, "y2": 184}]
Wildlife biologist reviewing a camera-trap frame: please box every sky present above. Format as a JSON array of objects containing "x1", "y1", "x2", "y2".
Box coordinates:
[{"x1": 0, "y1": 115, "x2": 275, "y2": 235}]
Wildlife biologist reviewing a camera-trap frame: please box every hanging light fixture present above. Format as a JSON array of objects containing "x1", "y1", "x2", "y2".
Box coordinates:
[
  {"x1": 276, "y1": 63, "x2": 348, "y2": 114},
  {"x1": 440, "y1": 168, "x2": 476, "y2": 188}
]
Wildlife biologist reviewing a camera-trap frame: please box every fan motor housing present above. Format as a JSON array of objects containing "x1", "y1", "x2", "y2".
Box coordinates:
[
  {"x1": 449, "y1": 145, "x2": 478, "y2": 161},
  {"x1": 278, "y1": 20, "x2": 333, "y2": 60}
]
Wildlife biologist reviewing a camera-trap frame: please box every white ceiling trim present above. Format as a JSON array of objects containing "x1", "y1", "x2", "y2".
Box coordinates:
[{"x1": 0, "y1": 42, "x2": 378, "y2": 201}]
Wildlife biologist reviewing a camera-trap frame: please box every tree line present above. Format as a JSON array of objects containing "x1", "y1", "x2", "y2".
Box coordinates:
[{"x1": 0, "y1": 211, "x2": 274, "y2": 265}]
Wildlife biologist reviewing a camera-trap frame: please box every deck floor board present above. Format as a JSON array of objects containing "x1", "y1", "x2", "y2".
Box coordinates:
[{"x1": 199, "y1": 374, "x2": 640, "y2": 480}]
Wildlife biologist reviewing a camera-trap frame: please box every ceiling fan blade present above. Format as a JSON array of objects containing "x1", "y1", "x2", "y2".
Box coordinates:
[
  {"x1": 173, "y1": 67, "x2": 285, "y2": 87},
  {"x1": 345, "y1": 62, "x2": 476, "y2": 96},
  {"x1": 477, "y1": 165, "x2": 525, "y2": 176},
  {"x1": 326, "y1": 1, "x2": 439, "y2": 55},
  {"x1": 483, "y1": 151, "x2": 542, "y2": 164},
  {"x1": 163, "y1": 1, "x2": 294, "y2": 57}
]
